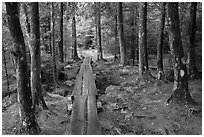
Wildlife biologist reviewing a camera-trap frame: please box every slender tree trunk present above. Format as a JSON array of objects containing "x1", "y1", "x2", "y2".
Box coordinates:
[
  {"x1": 117, "y1": 2, "x2": 126, "y2": 66},
  {"x1": 23, "y1": 4, "x2": 30, "y2": 34},
  {"x1": 157, "y1": 2, "x2": 166, "y2": 79},
  {"x1": 96, "y1": 2, "x2": 103, "y2": 61},
  {"x1": 72, "y1": 3, "x2": 79, "y2": 60},
  {"x1": 59, "y1": 2, "x2": 64, "y2": 63},
  {"x1": 114, "y1": 13, "x2": 119, "y2": 61},
  {"x1": 114, "y1": 14, "x2": 118, "y2": 51},
  {"x1": 64, "y1": 44, "x2": 67, "y2": 60},
  {"x1": 2, "y1": 45, "x2": 10, "y2": 95},
  {"x1": 51, "y1": 2, "x2": 57, "y2": 87},
  {"x1": 138, "y1": 2, "x2": 148, "y2": 76},
  {"x1": 49, "y1": 35, "x2": 52, "y2": 56},
  {"x1": 187, "y1": 2, "x2": 198, "y2": 78},
  {"x1": 95, "y1": 15, "x2": 98, "y2": 49},
  {"x1": 95, "y1": 19, "x2": 98, "y2": 50},
  {"x1": 135, "y1": 6, "x2": 139, "y2": 61},
  {"x1": 29, "y1": 2, "x2": 48, "y2": 110},
  {"x1": 143, "y1": 3, "x2": 148, "y2": 71},
  {"x1": 5, "y1": 2, "x2": 39, "y2": 134},
  {"x1": 166, "y1": 2, "x2": 196, "y2": 105},
  {"x1": 94, "y1": 3, "x2": 98, "y2": 52},
  {"x1": 49, "y1": 11, "x2": 52, "y2": 56},
  {"x1": 131, "y1": 5, "x2": 137, "y2": 66}
]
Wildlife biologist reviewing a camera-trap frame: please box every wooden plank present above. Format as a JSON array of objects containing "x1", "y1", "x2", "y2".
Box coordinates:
[
  {"x1": 81, "y1": 56, "x2": 96, "y2": 95},
  {"x1": 82, "y1": 69, "x2": 89, "y2": 95},
  {"x1": 72, "y1": 58, "x2": 86, "y2": 96},
  {"x1": 70, "y1": 95, "x2": 87, "y2": 135},
  {"x1": 88, "y1": 72, "x2": 98, "y2": 95},
  {"x1": 70, "y1": 56, "x2": 101, "y2": 135},
  {"x1": 72, "y1": 74, "x2": 83, "y2": 95},
  {"x1": 87, "y1": 95, "x2": 101, "y2": 135},
  {"x1": 81, "y1": 57, "x2": 90, "y2": 95},
  {"x1": 86, "y1": 58, "x2": 97, "y2": 95}
]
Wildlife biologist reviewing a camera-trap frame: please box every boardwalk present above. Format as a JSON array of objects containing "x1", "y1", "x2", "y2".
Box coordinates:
[{"x1": 70, "y1": 56, "x2": 101, "y2": 135}]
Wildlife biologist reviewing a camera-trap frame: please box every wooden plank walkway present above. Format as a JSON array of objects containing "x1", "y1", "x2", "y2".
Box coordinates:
[{"x1": 70, "y1": 56, "x2": 101, "y2": 135}]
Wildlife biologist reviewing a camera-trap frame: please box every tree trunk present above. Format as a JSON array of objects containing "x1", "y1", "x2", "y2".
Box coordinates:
[
  {"x1": 23, "y1": 3, "x2": 30, "y2": 34},
  {"x1": 138, "y1": 2, "x2": 148, "y2": 76},
  {"x1": 49, "y1": 9, "x2": 52, "y2": 57},
  {"x1": 166, "y1": 2, "x2": 196, "y2": 105},
  {"x1": 157, "y1": 2, "x2": 166, "y2": 79},
  {"x1": 187, "y1": 2, "x2": 198, "y2": 78},
  {"x1": 22, "y1": 3, "x2": 31, "y2": 65},
  {"x1": 49, "y1": 34, "x2": 52, "y2": 56},
  {"x1": 114, "y1": 14, "x2": 118, "y2": 52},
  {"x1": 5, "y1": 2, "x2": 39, "y2": 134},
  {"x1": 131, "y1": 5, "x2": 137, "y2": 66},
  {"x1": 72, "y1": 3, "x2": 79, "y2": 60},
  {"x1": 95, "y1": 14, "x2": 98, "y2": 50},
  {"x1": 59, "y1": 2, "x2": 64, "y2": 63},
  {"x1": 64, "y1": 43, "x2": 67, "y2": 60},
  {"x1": 96, "y1": 2, "x2": 103, "y2": 61},
  {"x1": 29, "y1": 2, "x2": 48, "y2": 110},
  {"x1": 51, "y1": 2, "x2": 57, "y2": 87},
  {"x1": 135, "y1": 6, "x2": 139, "y2": 61},
  {"x1": 117, "y1": 2, "x2": 126, "y2": 66},
  {"x1": 10, "y1": 52, "x2": 16, "y2": 73},
  {"x1": 2, "y1": 45, "x2": 10, "y2": 95}
]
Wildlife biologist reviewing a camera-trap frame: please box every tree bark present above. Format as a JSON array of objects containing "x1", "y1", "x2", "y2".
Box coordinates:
[
  {"x1": 117, "y1": 2, "x2": 126, "y2": 66},
  {"x1": 22, "y1": 3, "x2": 31, "y2": 65},
  {"x1": 138, "y1": 2, "x2": 148, "y2": 76},
  {"x1": 2, "y1": 45, "x2": 10, "y2": 95},
  {"x1": 187, "y1": 2, "x2": 198, "y2": 78},
  {"x1": 95, "y1": 13, "x2": 98, "y2": 51},
  {"x1": 51, "y1": 2, "x2": 57, "y2": 87},
  {"x1": 114, "y1": 14, "x2": 118, "y2": 51},
  {"x1": 5, "y1": 2, "x2": 39, "y2": 134},
  {"x1": 157, "y1": 2, "x2": 166, "y2": 79},
  {"x1": 131, "y1": 5, "x2": 137, "y2": 66},
  {"x1": 96, "y1": 2, "x2": 103, "y2": 61},
  {"x1": 166, "y1": 2, "x2": 196, "y2": 105},
  {"x1": 49, "y1": 6, "x2": 52, "y2": 57},
  {"x1": 10, "y1": 52, "x2": 16, "y2": 73},
  {"x1": 23, "y1": 3, "x2": 30, "y2": 34},
  {"x1": 72, "y1": 3, "x2": 79, "y2": 60},
  {"x1": 49, "y1": 33, "x2": 52, "y2": 56},
  {"x1": 59, "y1": 2, "x2": 64, "y2": 63},
  {"x1": 29, "y1": 2, "x2": 48, "y2": 110}
]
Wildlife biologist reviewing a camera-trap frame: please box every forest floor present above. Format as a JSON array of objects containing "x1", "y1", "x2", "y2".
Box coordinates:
[{"x1": 2, "y1": 54, "x2": 202, "y2": 135}]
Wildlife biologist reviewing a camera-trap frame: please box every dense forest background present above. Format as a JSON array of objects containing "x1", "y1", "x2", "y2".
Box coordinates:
[
  {"x1": 2, "y1": 2, "x2": 202, "y2": 61},
  {"x1": 2, "y1": 2, "x2": 202, "y2": 135}
]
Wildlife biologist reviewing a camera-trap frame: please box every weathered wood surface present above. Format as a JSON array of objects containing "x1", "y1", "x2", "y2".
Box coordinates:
[
  {"x1": 87, "y1": 95, "x2": 101, "y2": 135},
  {"x1": 70, "y1": 56, "x2": 101, "y2": 135},
  {"x1": 70, "y1": 95, "x2": 87, "y2": 135}
]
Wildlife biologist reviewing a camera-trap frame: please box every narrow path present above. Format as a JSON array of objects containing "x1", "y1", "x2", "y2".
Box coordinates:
[{"x1": 70, "y1": 56, "x2": 101, "y2": 135}]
